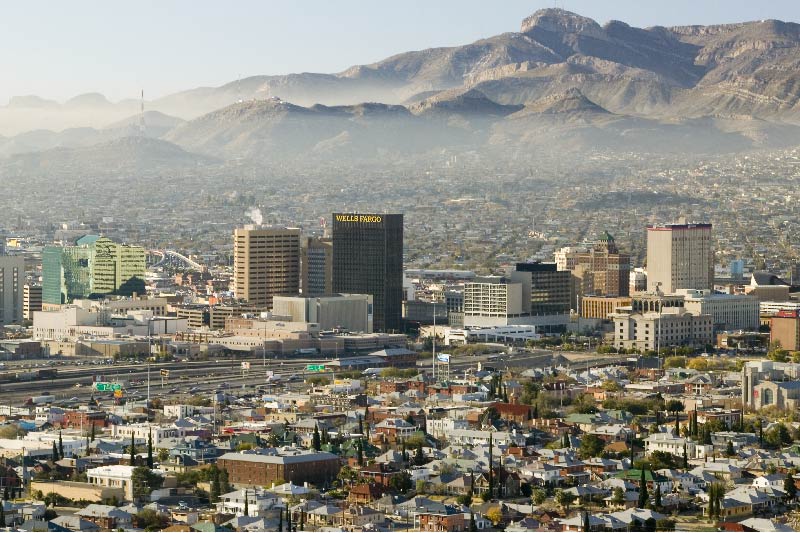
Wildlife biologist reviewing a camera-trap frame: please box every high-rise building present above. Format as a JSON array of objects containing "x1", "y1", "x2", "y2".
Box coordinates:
[
  {"x1": 91, "y1": 237, "x2": 147, "y2": 297},
  {"x1": 574, "y1": 232, "x2": 631, "y2": 297},
  {"x1": 646, "y1": 222, "x2": 713, "y2": 293},
  {"x1": 301, "y1": 237, "x2": 332, "y2": 297},
  {"x1": 332, "y1": 213, "x2": 403, "y2": 332},
  {"x1": 23, "y1": 284, "x2": 42, "y2": 321},
  {"x1": 233, "y1": 226, "x2": 301, "y2": 309},
  {"x1": 0, "y1": 256, "x2": 25, "y2": 325},
  {"x1": 513, "y1": 262, "x2": 572, "y2": 315},
  {"x1": 42, "y1": 235, "x2": 146, "y2": 305}
]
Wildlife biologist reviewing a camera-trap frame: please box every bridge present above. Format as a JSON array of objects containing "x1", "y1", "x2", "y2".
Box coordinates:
[{"x1": 148, "y1": 250, "x2": 204, "y2": 271}]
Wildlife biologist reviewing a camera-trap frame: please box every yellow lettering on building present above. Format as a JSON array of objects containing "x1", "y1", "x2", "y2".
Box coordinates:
[{"x1": 335, "y1": 214, "x2": 382, "y2": 223}]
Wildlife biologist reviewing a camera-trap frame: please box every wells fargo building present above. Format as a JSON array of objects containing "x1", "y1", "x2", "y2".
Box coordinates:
[{"x1": 332, "y1": 213, "x2": 403, "y2": 332}]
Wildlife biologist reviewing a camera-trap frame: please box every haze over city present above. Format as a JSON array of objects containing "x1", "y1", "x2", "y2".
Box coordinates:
[{"x1": 2, "y1": 2, "x2": 800, "y2": 532}]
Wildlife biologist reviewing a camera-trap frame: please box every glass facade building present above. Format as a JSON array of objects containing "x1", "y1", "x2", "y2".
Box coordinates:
[
  {"x1": 42, "y1": 235, "x2": 146, "y2": 305},
  {"x1": 332, "y1": 213, "x2": 403, "y2": 332}
]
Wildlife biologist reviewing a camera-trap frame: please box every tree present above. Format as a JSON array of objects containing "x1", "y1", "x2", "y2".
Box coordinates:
[
  {"x1": 219, "y1": 468, "x2": 231, "y2": 494},
  {"x1": 90, "y1": 423, "x2": 96, "y2": 441},
  {"x1": 786, "y1": 472, "x2": 797, "y2": 501},
  {"x1": 655, "y1": 518, "x2": 676, "y2": 531},
  {"x1": 554, "y1": 489, "x2": 576, "y2": 512},
  {"x1": 485, "y1": 507, "x2": 503, "y2": 526},
  {"x1": 357, "y1": 439, "x2": 364, "y2": 466},
  {"x1": 683, "y1": 443, "x2": 688, "y2": 469},
  {"x1": 765, "y1": 423, "x2": 793, "y2": 448},
  {"x1": 58, "y1": 431, "x2": 64, "y2": 459},
  {"x1": 0, "y1": 503, "x2": 5, "y2": 528},
  {"x1": 209, "y1": 465, "x2": 221, "y2": 502},
  {"x1": 389, "y1": 471, "x2": 412, "y2": 494},
  {"x1": 469, "y1": 511, "x2": 477, "y2": 532},
  {"x1": 638, "y1": 469, "x2": 649, "y2": 508},
  {"x1": 243, "y1": 489, "x2": 249, "y2": 516},
  {"x1": 147, "y1": 430, "x2": 154, "y2": 468},
  {"x1": 653, "y1": 484, "x2": 662, "y2": 510},
  {"x1": 563, "y1": 433, "x2": 570, "y2": 448},
  {"x1": 665, "y1": 400, "x2": 684, "y2": 434},
  {"x1": 51, "y1": 441, "x2": 58, "y2": 462},
  {"x1": 726, "y1": 440, "x2": 735, "y2": 457},
  {"x1": 579, "y1": 434, "x2": 605, "y2": 459},
  {"x1": 357, "y1": 415, "x2": 363, "y2": 435},
  {"x1": 286, "y1": 508, "x2": 292, "y2": 532},
  {"x1": 414, "y1": 441, "x2": 425, "y2": 466},
  {"x1": 532, "y1": 488, "x2": 547, "y2": 505},
  {"x1": 312, "y1": 424, "x2": 321, "y2": 452},
  {"x1": 131, "y1": 466, "x2": 163, "y2": 503},
  {"x1": 299, "y1": 510, "x2": 305, "y2": 531},
  {"x1": 457, "y1": 493, "x2": 473, "y2": 506},
  {"x1": 611, "y1": 487, "x2": 625, "y2": 507},
  {"x1": 278, "y1": 508, "x2": 283, "y2": 532},
  {"x1": 488, "y1": 432, "x2": 494, "y2": 498},
  {"x1": 136, "y1": 508, "x2": 169, "y2": 530},
  {"x1": 583, "y1": 511, "x2": 590, "y2": 532},
  {"x1": 130, "y1": 435, "x2": 136, "y2": 466}
]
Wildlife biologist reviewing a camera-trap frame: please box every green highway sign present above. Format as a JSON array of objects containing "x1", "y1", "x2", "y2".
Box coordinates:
[
  {"x1": 94, "y1": 382, "x2": 123, "y2": 392},
  {"x1": 306, "y1": 364, "x2": 326, "y2": 372}
]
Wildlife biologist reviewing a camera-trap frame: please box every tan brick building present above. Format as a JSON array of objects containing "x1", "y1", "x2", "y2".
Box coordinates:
[{"x1": 233, "y1": 226, "x2": 301, "y2": 309}]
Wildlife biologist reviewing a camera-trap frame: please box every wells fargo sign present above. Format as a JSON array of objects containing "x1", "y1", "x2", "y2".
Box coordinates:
[{"x1": 334, "y1": 214, "x2": 383, "y2": 223}]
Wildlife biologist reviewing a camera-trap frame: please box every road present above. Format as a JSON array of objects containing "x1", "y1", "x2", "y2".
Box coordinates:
[{"x1": 1, "y1": 349, "x2": 632, "y2": 406}]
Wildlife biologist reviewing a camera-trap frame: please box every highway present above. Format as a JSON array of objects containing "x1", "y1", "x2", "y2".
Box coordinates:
[{"x1": 0, "y1": 350, "x2": 633, "y2": 406}]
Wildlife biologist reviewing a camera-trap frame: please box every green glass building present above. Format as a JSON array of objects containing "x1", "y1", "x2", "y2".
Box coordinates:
[{"x1": 42, "y1": 235, "x2": 146, "y2": 305}]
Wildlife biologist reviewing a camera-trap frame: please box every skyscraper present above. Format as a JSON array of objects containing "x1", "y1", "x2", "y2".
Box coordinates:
[
  {"x1": 574, "y1": 231, "x2": 631, "y2": 297},
  {"x1": 0, "y1": 256, "x2": 25, "y2": 325},
  {"x1": 233, "y1": 226, "x2": 301, "y2": 308},
  {"x1": 332, "y1": 213, "x2": 403, "y2": 332},
  {"x1": 301, "y1": 236, "x2": 332, "y2": 297},
  {"x1": 647, "y1": 221, "x2": 713, "y2": 293},
  {"x1": 42, "y1": 235, "x2": 146, "y2": 305}
]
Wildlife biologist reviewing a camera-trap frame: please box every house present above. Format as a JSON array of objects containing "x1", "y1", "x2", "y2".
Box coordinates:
[
  {"x1": 86, "y1": 464, "x2": 169, "y2": 501},
  {"x1": 374, "y1": 418, "x2": 417, "y2": 442},
  {"x1": 216, "y1": 488, "x2": 281, "y2": 517},
  {"x1": 75, "y1": 504, "x2": 133, "y2": 530},
  {"x1": 414, "y1": 503, "x2": 466, "y2": 532},
  {"x1": 752, "y1": 474, "x2": 785, "y2": 490},
  {"x1": 348, "y1": 483, "x2": 384, "y2": 504}
]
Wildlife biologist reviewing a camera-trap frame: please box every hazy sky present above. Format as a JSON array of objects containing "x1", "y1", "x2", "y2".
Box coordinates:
[{"x1": 3, "y1": 0, "x2": 800, "y2": 104}]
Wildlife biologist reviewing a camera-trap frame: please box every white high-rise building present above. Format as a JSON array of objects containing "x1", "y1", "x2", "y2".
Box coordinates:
[{"x1": 647, "y1": 221, "x2": 713, "y2": 293}]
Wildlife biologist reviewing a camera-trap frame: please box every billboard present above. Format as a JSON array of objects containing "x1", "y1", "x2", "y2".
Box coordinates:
[{"x1": 436, "y1": 353, "x2": 451, "y2": 363}]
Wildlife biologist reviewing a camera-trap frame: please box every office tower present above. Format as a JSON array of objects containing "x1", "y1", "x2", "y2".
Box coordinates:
[
  {"x1": 0, "y1": 256, "x2": 25, "y2": 325},
  {"x1": 513, "y1": 262, "x2": 572, "y2": 315},
  {"x1": 463, "y1": 276, "x2": 525, "y2": 327},
  {"x1": 91, "y1": 237, "x2": 147, "y2": 296},
  {"x1": 301, "y1": 236, "x2": 332, "y2": 297},
  {"x1": 23, "y1": 284, "x2": 42, "y2": 320},
  {"x1": 42, "y1": 235, "x2": 146, "y2": 305},
  {"x1": 646, "y1": 221, "x2": 713, "y2": 293},
  {"x1": 332, "y1": 213, "x2": 403, "y2": 332},
  {"x1": 233, "y1": 226, "x2": 301, "y2": 309},
  {"x1": 574, "y1": 232, "x2": 631, "y2": 297}
]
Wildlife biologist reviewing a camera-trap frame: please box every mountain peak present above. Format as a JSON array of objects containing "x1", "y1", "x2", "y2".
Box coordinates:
[{"x1": 520, "y1": 8, "x2": 604, "y2": 38}]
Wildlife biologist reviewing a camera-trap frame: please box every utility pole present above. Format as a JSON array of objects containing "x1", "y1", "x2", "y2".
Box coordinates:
[{"x1": 432, "y1": 301, "x2": 436, "y2": 382}]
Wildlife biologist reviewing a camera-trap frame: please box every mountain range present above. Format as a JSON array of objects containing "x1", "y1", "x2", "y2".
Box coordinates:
[{"x1": 5, "y1": 8, "x2": 800, "y2": 168}]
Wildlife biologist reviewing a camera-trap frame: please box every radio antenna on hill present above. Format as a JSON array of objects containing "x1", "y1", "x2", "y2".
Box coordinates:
[{"x1": 139, "y1": 89, "x2": 146, "y2": 137}]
